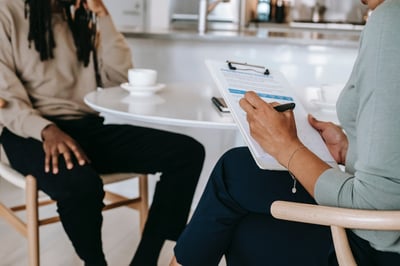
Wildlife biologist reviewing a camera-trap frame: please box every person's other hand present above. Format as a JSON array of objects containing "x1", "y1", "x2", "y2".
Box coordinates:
[
  {"x1": 239, "y1": 91, "x2": 302, "y2": 163},
  {"x1": 41, "y1": 124, "x2": 91, "y2": 174},
  {"x1": 308, "y1": 115, "x2": 348, "y2": 165}
]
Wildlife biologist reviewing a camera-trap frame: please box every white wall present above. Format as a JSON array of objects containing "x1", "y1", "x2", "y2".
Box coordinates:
[{"x1": 146, "y1": 0, "x2": 171, "y2": 29}]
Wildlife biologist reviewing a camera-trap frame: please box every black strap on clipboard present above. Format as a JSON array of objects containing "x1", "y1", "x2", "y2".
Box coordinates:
[{"x1": 226, "y1": 60, "x2": 270, "y2": 75}]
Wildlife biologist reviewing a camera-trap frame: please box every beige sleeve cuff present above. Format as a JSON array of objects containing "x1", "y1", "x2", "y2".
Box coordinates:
[{"x1": 21, "y1": 115, "x2": 54, "y2": 141}]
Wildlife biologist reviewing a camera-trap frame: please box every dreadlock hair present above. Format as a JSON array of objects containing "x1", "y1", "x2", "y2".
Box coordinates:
[
  {"x1": 24, "y1": 0, "x2": 94, "y2": 67},
  {"x1": 24, "y1": 0, "x2": 54, "y2": 60}
]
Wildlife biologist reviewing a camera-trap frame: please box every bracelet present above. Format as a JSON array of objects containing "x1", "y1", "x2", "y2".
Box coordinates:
[
  {"x1": 287, "y1": 145, "x2": 306, "y2": 172},
  {"x1": 286, "y1": 145, "x2": 306, "y2": 194}
]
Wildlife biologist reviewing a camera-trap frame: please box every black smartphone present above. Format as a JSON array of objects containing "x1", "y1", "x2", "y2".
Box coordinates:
[{"x1": 211, "y1": 97, "x2": 230, "y2": 113}]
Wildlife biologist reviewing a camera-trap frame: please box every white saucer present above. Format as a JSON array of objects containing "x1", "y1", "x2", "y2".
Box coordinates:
[{"x1": 121, "y1": 83, "x2": 165, "y2": 96}]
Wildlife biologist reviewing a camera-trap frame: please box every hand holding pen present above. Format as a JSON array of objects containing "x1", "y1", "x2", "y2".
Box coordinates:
[{"x1": 239, "y1": 91, "x2": 302, "y2": 162}]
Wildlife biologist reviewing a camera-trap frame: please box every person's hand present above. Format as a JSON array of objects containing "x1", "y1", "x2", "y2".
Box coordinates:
[
  {"x1": 239, "y1": 91, "x2": 302, "y2": 164},
  {"x1": 75, "y1": 0, "x2": 109, "y2": 17},
  {"x1": 308, "y1": 115, "x2": 348, "y2": 165},
  {"x1": 41, "y1": 124, "x2": 91, "y2": 174}
]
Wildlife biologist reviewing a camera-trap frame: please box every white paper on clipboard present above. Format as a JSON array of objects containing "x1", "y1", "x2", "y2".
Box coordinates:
[{"x1": 206, "y1": 59, "x2": 337, "y2": 170}]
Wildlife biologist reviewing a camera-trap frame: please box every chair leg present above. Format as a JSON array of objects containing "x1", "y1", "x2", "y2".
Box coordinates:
[
  {"x1": 26, "y1": 175, "x2": 39, "y2": 266},
  {"x1": 330, "y1": 225, "x2": 357, "y2": 266},
  {"x1": 138, "y1": 174, "x2": 149, "y2": 232}
]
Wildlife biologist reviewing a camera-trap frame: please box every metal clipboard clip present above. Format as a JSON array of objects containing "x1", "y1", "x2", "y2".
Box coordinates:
[{"x1": 226, "y1": 60, "x2": 270, "y2": 75}]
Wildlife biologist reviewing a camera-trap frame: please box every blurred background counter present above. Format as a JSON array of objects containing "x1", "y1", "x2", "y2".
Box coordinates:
[
  {"x1": 122, "y1": 26, "x2": 359, "y2": 97},
  {"x1": 102, "y1": 0, "x2": 363, "y2": 90}
]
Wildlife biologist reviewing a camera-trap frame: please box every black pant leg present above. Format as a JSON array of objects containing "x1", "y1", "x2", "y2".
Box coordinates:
[
  {"x1": 1, "y1": 116, "x2": 205, "y2": 266},
  {"x1": 0, "y1": 128, "x2": 107, "y2": 265},
  {"x1": 54, "y1": 118, "x2": 205, "y2": 265},
  {"x1": 72, "y1": 121, "x2": 205, "y2": 241},
  {"x1": 174, "y1": 147, "x2": 330, "y2": 266}
]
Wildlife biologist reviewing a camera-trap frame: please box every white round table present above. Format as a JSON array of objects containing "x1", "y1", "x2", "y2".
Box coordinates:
[{"x1": 84, "y1": 83, "x2": 236, "y2": 129}]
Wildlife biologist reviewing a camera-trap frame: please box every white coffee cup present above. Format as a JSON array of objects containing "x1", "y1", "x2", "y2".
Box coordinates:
[{"x1": 128, "y1": 68, "x2": 157, "y2": 87}]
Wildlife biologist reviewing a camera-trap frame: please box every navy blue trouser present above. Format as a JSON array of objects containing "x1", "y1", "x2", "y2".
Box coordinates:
[
  {"x1": 1, "y1": 115, "x2": 205, "y2": 265},
  {"x1": 174, "y1": 147, "x2": 400, "y2": 266}
]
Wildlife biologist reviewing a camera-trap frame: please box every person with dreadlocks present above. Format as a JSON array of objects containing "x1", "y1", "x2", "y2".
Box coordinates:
[{"x1": 0, "y1": 0, "x2": 205, "y2": 265}]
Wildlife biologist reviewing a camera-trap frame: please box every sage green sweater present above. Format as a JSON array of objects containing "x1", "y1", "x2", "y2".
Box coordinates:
[
  {"x1": 315, "y1": 0, "x2": 400, "y2": 254},
  {"x1": 0, "y1": 0, "x2": 132, "y2": 141}
]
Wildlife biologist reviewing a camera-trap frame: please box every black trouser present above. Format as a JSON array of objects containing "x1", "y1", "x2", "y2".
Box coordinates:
[
  {"x1": 174, "y1": 147, "x2": 400, "y2": 266},
  {"x1": 174, "y1": 147, "x2": 332, "y2": 266},
  {"x1": 1, "y1": 115, "x2": 205, "y2": 265}
]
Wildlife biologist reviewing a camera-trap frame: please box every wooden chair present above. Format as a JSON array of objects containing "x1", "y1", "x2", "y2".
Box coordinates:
[
  {"x1": 270, "y1": 200, "x2": 400, "y2": 266},
  {"x1": 0, "y1": 153, "x2": 149, "y2": 266},
  {"x1": 0, "y1": 97, "x2": 149, "y2": 265}
]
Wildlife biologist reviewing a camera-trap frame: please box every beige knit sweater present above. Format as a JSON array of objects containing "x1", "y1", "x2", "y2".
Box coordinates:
[{"x1": 0, "y1": 0, "x2": 133, "y2": 141}]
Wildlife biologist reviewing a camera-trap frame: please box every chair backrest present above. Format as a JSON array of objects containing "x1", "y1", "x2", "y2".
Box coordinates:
[
  {"x1": 271, "y1": 200, "x2": 400, "y2": 266},
  {"x1": 0, "y1": 160, "x2": 27, "y2": 188}
]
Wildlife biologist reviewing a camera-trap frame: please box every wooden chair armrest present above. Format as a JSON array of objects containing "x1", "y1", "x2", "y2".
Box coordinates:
[{"x1": 271, "y1": 200, "x2": 400, "y2": 230}]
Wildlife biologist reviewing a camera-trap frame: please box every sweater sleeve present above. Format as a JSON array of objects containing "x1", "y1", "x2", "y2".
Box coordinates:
[
  {"x1": 0, "y1": 5, "x2": 53, "y2": 141},
  {"x1": 315, "y1": 0, "x2": 400, "y2": 211},
  {"x1": 96, "y1": 15, "x2": 133, "y2": 88},
  {"x1": 314, "y1": 1, "x2": 400, "y2": 252}
]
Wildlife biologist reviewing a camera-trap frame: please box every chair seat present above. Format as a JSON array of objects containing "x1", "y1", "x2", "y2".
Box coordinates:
[{"x1": 101, "y1": 172, "x2": 145, "y2": 185}]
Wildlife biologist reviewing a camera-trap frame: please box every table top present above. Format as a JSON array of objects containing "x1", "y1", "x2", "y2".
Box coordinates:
[{"x1": 84, "y1": 83, "x2": 236, "y2": 129}]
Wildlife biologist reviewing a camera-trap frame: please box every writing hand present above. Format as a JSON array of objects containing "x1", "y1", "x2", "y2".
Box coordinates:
[
  {"x1": 41, "y1": 124, "x2": 91, "y2": 174},
  {"x1": 239, "y1": 91, "x2": 302, "y2": 164},
  {"x1": 308, "y1": 115, "x2": 348, "y2": 165}
]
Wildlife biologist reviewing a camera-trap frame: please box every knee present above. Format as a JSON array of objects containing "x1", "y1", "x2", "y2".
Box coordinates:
[
  {"x1": 177, "y1": 135, "x2": 206, "y2": 165},
  {"x1": 223, "y1": 146, "x2": 248, "y2": 157},
  {"x1": 219, "y1": 147, "x2": 251, "y2": 166},
  {"x1": 186, "y1": 136, "x2": 205, "y2": 159},
  {"x1": 208, "y1": 147, "x2": 252, "y2": 186},
  {"x1": 193, "y1": 139, "x2": 206, "y2": 163}
]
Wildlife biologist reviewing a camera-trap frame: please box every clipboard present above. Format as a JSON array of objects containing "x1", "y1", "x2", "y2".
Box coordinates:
[{"x1": 206, "y1": 59, "x2": 337, "y2": 170}]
